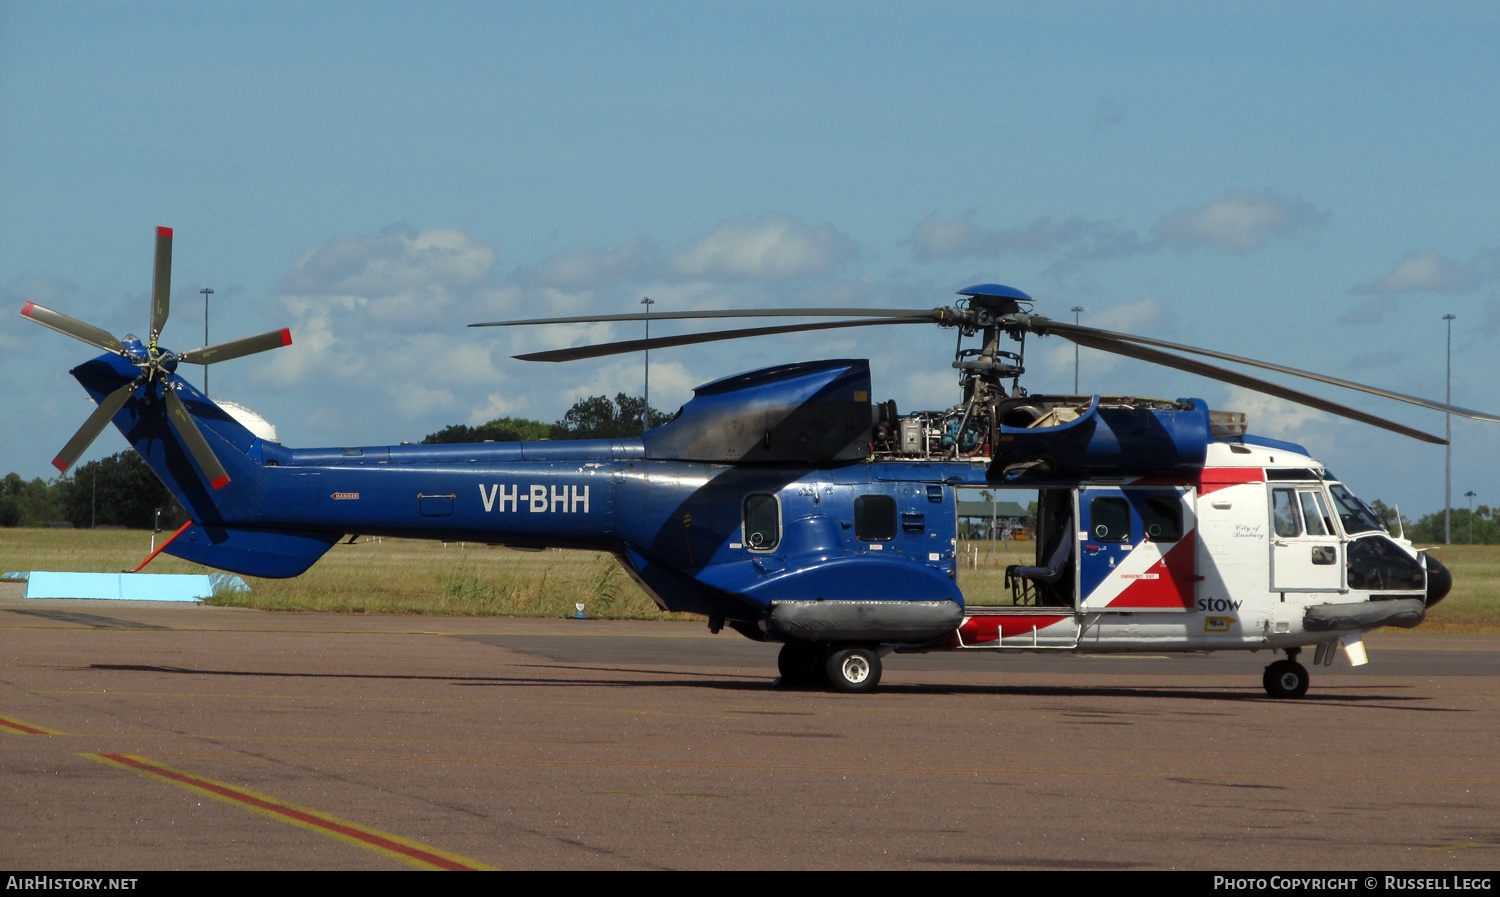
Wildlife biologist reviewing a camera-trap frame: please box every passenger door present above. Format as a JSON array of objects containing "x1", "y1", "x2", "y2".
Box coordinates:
[{"x1": 1077, "y1": 486, "x2": 1198, "y2": 612}]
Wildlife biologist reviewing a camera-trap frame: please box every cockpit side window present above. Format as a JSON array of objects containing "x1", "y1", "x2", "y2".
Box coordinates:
[
  {"x1": 1272, "y1": 488, "x2": 1302, "y2": 537},
  {"x1": 1328, "y1": 483, "x2": 1386, "y2": 535},
  {"x1": 1298, "y1": 490, "x2": 1331, "y2": 536},
  {"x1": 743, "y1": 494, "x2": 781, "y2": 552}
]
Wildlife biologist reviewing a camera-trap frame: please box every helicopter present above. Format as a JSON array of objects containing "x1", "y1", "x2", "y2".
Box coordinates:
[{"x1": 22, "y1": 227, "x2": 1500, "y2": 697}]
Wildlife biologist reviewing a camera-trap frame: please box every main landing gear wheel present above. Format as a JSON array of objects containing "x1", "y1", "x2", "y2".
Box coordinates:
[
  {"x1": 776, "y1": 643, "x2": 824, "y2": 687},
  {"x1": 1263, "y1": 659, "x2": 1310, "y2": 699},
  {"x1": 825, "y1": 646, "x2": 882, "y2": 693}
]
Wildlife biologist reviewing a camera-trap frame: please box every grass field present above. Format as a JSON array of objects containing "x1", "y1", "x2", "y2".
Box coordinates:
[{"x1": 2, "y1": 529, "x2": 1497, "y2": 631}]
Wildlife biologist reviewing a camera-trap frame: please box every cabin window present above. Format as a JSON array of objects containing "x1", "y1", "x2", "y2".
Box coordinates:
[
  {"x1": 1090, "y1": 497, "x2": 1131, "y2": 543},
  {"x1": 1272, "y1": 488, "x2": 1302, "y2": 537},
  {"x1": 743, "y1": 494, "x2": 781, "y2": 551},
  {"x1": 1138, "y1": 496, "x2": 1183, "y2": 541},
  {"x1": 854, "y1": 495, "x2": 898, "y2": 541}
]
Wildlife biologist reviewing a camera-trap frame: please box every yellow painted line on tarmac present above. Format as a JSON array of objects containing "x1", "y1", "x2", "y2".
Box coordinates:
[
  {"x1": 82, "y1": 753, "x2": 494, "y2": 871},
  {"x1": 0, "y1": 713, "x2": 62, "y2": 735}
]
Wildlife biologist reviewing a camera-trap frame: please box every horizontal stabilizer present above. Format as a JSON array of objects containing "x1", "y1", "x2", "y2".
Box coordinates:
[{"x1": 163, "y1": 523, "x2": 343, "y2": 579}]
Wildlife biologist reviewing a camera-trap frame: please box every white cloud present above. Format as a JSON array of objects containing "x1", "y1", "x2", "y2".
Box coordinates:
[
  {"x1": 668, "y1": 216, "x2": 857, "y2": 281},
  {"x1": 1340, "y1": 295, "x2": 1397, "y2": 326},
  {"x1": 1153, "y1": 188, "x2": 1328, "y2": 253},
  {"x1": 1039, "y1": 298, "x2": 1173, "y2": 380},
  {"x1": 1221, "y1": 385, "x2": 1331, "y2": 447},
  {"x1": 280, "y1": 226, "x2": 495, "y2": 298},
  {"x1": 466, "y1": 392, "x2": 529, "y2": 426},
  {"x1": 904, "y1": 210, "x2": 987, "y2": 261},
  {"x1": 387, "y1": 383, "x2": 455, "y2": 417},
  {"x1": 904, "y1": 210, "x2": 1139, "y2": 262},
  {"x1": 561, "y1": 358, "x2": 696, "y2": 412},
  {"x1": 1353, "y1": 251, "x2": 1481, "y2": 295},
  {"x1": 906, "y1": 188, "x2": 1325, "y2": 272},
  {"x1": 521, "y1": 239, "x2": 661, "y2": 290}
]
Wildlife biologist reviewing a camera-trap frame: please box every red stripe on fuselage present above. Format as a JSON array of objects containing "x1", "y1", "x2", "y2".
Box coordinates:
[
  {"x1": 1198, "y1": 467, "x2": 1265, "y2": 496},
  {"x1": 1104, "y1": 532, "x2": 1197, "y2": 609}
]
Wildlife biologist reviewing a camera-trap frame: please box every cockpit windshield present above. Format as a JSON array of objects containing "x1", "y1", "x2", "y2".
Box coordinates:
[{"x1": 1325, "y1": 478, "x2": 1386, "y2": 535}]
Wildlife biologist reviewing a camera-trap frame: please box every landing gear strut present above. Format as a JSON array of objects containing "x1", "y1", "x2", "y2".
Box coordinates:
[
  {"x1": 1263, "y1": 647, "x2": 1310, "y2": 699},
  {"x1": 776, "y1": 643, "x2": 824, "y2": 687}
]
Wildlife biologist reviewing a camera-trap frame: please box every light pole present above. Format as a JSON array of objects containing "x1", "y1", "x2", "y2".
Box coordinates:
[
  {"x1": 640, "y1": 296, "x2": 655, "y2": 434},
  {"x1": 200, "y1": 288, "x2": 214, "y2": 394},
  {"x1": 1466, "y1": 491, "x2": 1477, "y2": 544},
  {"x1": 1444, "y1": 313, "x2": 1455, "y2": 544},
  {"x1": 1071, "y1": 306, "x2": 1084, "y2": 393}
]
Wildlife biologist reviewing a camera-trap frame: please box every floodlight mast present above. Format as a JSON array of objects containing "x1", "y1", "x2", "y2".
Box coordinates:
[
  {"x1": 1444, "y1": 313, "x2": 1456, "y2": 544},
  {"x1": 200, "y1": 288, "x2": 214, "y2": 393},
  {"x1": 641, "y1": 296, "x2": 655, "y2": 435}
]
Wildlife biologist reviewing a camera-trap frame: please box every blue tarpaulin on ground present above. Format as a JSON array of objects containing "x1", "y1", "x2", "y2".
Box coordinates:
[{"x1": 23, "y1": 572, "x2": 225, "y2": 602}]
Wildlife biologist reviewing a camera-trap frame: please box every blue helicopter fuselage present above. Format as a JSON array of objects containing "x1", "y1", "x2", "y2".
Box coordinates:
[{"x1": 70, "y1": 351, "x2": 1216, "y2": 629}]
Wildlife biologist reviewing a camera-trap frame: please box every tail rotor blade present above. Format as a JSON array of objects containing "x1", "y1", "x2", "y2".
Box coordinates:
[
  {"x1": 19, "y1": 302, "x2": 124, "y2": 354},
  {"x1": 176, "y1": 328, "x2": 292, "y2": 365},
  {"x1": 150, "y1": 226, "x2": 172, "y2": 339},
  {"x1": 516, "y1": 318, "x2": 919, "y2": 362},
  {"x1": 52, "y1": 383, "x2": 136, "y2": 473},
  {"x1": 164, "y1": 387, "x2": 230, "y2": 489}
]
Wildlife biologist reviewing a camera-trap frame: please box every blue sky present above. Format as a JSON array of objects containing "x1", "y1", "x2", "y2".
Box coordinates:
[{"x1": 3, "y1": 1, "x2": 1497, "y2": 518}]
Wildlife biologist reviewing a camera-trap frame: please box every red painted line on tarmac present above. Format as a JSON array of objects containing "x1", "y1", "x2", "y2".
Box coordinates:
[
  {"x1": 0, "y1": 714, "x2": 59, "y2": 735},
  {"x1": 88, "y1": 753, "x2": 491, "y2": 870}
]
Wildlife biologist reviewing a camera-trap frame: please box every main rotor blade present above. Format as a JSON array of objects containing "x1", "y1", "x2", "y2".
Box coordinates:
[
  {"x1": 1042, "y1": 319, "x2": 1500, "y2": 423},
  {"x1": 164, "y1": 387, "x2": 230, "y2": 489},
  {"x1": 19, "y1": 302, "x2": 124, "y2": 354},
  {"x1": 52, "y1": 383, "x2": 136, "y2": 473},
  {"x1": 176, "y1": 328, "x2": 293, "y2": 365},
  {"x1": 515, "y1": 318, "x2": 920, "y2": 362},
  {"x1": 1063, "y1": 330, "x2": 1447, "y2": 445},
  {"x1": 474, "y1": 308, "x2": 946, "y2": 328},
  {"x1": 150, "y1": 226, "x2": 172, "y2": 339}
]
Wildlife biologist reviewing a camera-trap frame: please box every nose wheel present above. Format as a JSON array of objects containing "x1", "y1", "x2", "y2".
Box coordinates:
[{"x1": 1263, "y1": 649, "x2": 1310, "y2": 699}]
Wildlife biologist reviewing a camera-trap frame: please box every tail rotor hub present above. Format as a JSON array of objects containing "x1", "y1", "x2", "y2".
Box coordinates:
[{"x1": 17, "y1": 226, "x2": 293, "y2": 485}]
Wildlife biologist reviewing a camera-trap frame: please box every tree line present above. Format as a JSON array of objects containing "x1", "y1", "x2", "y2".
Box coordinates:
[
  {"x1": 1368, "y1": 499, "x2": 1498, "y2": 545},
  {"x1": 421, "y1": 392, "x2": 671, "y2": 444},
  {"x1": 2, "y1": 393, "x2": 672, "y2": 530}
]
